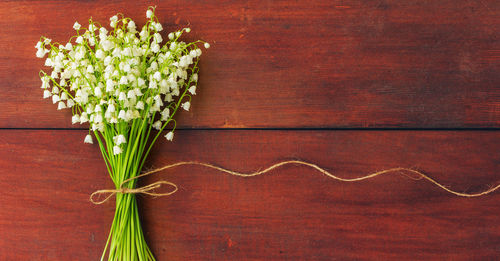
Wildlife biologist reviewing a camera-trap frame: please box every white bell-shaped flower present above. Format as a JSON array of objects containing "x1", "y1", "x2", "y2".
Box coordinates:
[
  {"x1": 52, "y1": 94, "x2": 60, "y2": 104},
  {"x1": 113, "y1": 134, "x2": 127, "y2": 145},
  {"x1": 113, "y1": 145, "x2": 122, "y2": 155},
  {"x1": 188, "y1": 86, "x2": 196, "y2": 95},
  {"x1": 72, "y1": 114, "x2": 80, "y2": 124},
  {"x1": 152, "y1": 120, "x2": 162, "y2": 130},
  {"x1": 165, "y1": 131, "x2": 174, "y2": 141},
  {"x1": 57, "y1": 101, "x2": 67, "y2": 110},
  {"x1": 80, "y1": 112, "x2": 89, "y2": 123},
  {"x1": 43, "y1": 90, "x2": 52, "y2": 99},
  {"x1": 84, "y1": 134, "x2": 93, "y2": 144},
  {"x1": 181, "y1": 101, "x2": 190, "y2": 111},
  {"x1": 135, "y1": 101, "x2": 144, "y2": 110},
  {"x1": 160, "y1": 108, "x2": 170, "y2": 121}
]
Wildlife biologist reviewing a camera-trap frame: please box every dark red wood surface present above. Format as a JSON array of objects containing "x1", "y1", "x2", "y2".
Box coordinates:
[
  {"x1": 0, "y1": 0, "x2": 499, "y2": 128},
  {"x1": 0, "y1": 0, "x2": 499, "y2": 260},
  {"x1": 1, "y1": 130, "x2": 499, "y2": 260}
]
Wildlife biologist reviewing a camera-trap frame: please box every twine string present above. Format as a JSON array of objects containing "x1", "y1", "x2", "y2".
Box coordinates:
[{"x1": 90, "y1": 160, "x2": 500, "y2": 204}]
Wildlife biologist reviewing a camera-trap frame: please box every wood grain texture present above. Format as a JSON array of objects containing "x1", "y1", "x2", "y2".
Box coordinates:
[
  {"x1": 1, "y1": 130, "x2": 499, "y2": 260},
  {"x1": 1, "y1": 0, "x2": 499, "y2": 260},
  {"x1": 0, "y1": 0, "x2": 499, "y2": 128}
]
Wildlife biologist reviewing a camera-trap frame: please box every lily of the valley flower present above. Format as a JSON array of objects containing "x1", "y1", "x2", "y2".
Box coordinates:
[
  {"x1": 84, "y1": 134, "x2": 93, "y2": 144},
  {"x1": 73, "y1": 21, "x2": 81, "y2": 30},
  {"x1": 181, "y1": 101, "x2": 190, "y2": 111},
  {"x1": 165, "y1": 131, "x2": 174, "y2": 141},
  {"x1": 113, "y1": 134, "x2": 127, "y2": 145},
  {"x1": 113, "y1": 145, "x2": 122, "y2": 155},
  {"x1": 188, "y1": 86, "x2": 196, "y2": 95}
]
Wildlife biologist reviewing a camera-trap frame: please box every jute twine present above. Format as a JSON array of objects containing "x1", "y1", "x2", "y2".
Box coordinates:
[{"x1": 90, "y1": 160, "x2": 500, "y2": 204}]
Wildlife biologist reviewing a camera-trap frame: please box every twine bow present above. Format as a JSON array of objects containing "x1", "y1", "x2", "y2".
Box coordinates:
[
  {"x1": 90, "y1": 160, "x2": 500, "y2": 204},
  {"x1": 90, "y1": 168, "x2": 178, "y2": 204}
]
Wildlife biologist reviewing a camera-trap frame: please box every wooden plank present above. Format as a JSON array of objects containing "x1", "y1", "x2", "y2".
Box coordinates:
[
  {"x1": 0, "y1": 0, "x2": 499, "y2": 128},
  {"x1": 1, "y1": 129, "x2": 499, "y2": 260}
]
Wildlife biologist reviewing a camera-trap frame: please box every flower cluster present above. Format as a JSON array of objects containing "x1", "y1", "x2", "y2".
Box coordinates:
[{"x1": 36, "y1": 7, "x2": 209, "y2": 154}]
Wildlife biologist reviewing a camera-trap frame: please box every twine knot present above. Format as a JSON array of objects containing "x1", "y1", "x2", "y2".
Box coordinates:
[{"x1": 90, "y1": 179, "x2": 178, "y2": 204}]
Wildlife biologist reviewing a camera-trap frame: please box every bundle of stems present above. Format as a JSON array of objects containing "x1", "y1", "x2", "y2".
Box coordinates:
[{"x1": 95, "y1": 88, "x2": 189, "y2": 260}]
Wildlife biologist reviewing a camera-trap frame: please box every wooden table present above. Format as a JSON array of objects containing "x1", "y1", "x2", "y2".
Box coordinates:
[{"x1": 1, "y1": 1, "x2": 499, "y2": 260}]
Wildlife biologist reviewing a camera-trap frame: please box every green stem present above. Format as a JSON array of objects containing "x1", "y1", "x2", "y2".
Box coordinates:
[{"x1": 96, "y1": 118, "x2": 155, "y2": 261}]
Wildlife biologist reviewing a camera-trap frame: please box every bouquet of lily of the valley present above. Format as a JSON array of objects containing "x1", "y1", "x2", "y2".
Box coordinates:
[{"x1": 36, "y1": 7, "x2": 209, "y2": 260}]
